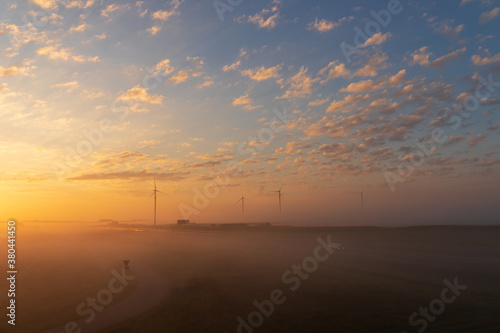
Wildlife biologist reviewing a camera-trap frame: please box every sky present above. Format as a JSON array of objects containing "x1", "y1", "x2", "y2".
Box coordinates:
[{"x1": 0, "y1": 0, "x2": 499, "y2": 225}]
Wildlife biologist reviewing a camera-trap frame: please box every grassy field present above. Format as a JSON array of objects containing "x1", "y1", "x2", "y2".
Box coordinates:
[{"x1": 2, "y1": 223, "x2": 500, "y2": 332}]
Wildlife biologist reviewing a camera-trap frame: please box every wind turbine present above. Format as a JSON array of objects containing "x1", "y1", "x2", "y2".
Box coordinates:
[
  {"x1": 352, "y1": 191, "x2": 364, "y2": 208},
  {"x1": 149, "y1": 179, "x2": 165, "y2": 226},
  {"x1": 270, "y1": 186, "x2": 284, "y2": 213},
  {"x1": 236, "y1": 195, "x2": 246, "y2": 214}
]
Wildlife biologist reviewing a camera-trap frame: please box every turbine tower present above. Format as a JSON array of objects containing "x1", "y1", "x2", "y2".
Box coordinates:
[
  {"x1": 149, "y1": 179, "x2": 164, "y2": 226},
  {"x1": 271, "y1": 186, "x2": 284, "y2": 213},
  {"x1": 353, "y1": 191, "x2": 364, "y2": 208},
  {"x1": 236, "y1": 195, "x2": 246, "y2": 214}
]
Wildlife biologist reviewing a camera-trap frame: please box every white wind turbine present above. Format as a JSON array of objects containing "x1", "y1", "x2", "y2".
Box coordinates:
[
  {"x1": 149, "y1": 178, "x2": 165, "y2": 226},
  {"x1": 352, "y1": 191, "x2": 364, "y2": 209},
  {"x1": 236, "y1": 195, "x2": 246, "y2": 214},
  {"x1": 270, "y1": 185, "x2": 284, "y2": 213}
]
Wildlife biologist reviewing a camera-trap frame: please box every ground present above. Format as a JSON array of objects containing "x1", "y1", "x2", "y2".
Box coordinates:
[{"x1": 1, "y1": 223, "x2": 500, "y2": 332}]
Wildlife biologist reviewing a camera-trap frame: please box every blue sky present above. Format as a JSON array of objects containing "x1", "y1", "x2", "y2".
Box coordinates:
[{"x1": 1, "y1": 0, "x2": 499, "y2": 224}]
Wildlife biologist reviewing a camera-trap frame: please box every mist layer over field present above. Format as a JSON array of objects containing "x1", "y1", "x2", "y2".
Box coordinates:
[{"x1": 1, "y1": 222, "x2": 500, "y2": 333}]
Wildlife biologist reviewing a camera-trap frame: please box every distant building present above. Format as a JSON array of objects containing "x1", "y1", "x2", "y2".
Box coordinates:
[{"x1": 177, "y1": 220, "x2": 190, "y2": 225}]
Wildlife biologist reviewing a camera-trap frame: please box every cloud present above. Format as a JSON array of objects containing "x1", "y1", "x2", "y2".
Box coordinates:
[
  {"x1": 153, "y1": 59, "x2": 175, "y2": 75},
  {"x1": 29, "y1": 0, "x2": 58, "y2": 9},
  {"x1": 0, "y1": 23, "x2": 48, "y2": 54},
  {"x1": 410, "y1": 46, "x2": 466, "y2": 69},
  {"x1": 68, "y1": 170, "x2": 187, "y2": 181},
  {"x1": 64, "y1": 0, "x2": 95, "y2": 8},
  {"x1": 240, "y1": 65, "x2": 281, "y2": 81},
  {"x1": 50, "y1": 81, "x2": 79, "y2": 92},
  {"x1": 223, "y1": 60, "x2": 241, "y2": 72},
  {"x1": 479, "y1": 7, "x2": 500, "y2": 23},
  {"x1": 151, "y1": 0, "x2": 184, "y2": 20},
  {"x1": 119, "y1": 85, "x2": 162, "y2": 104},
  {"x1": 326, "y1": 94, "x2": 369, "y2": 113},
  {"x1": 36, "y1": 44, "x2": 100, "y2": 62},
  {"x1": 69, "y1": 23, "x2": 90, "y2": 33},
  {"x1": 471, "y1": 52, "x2": 500, "y2": 65},
  {"x1": 318, "y1": 61, "x2": 351, "y2": 79},
  {"x1": 308, "y1": 98, "x2": 329, "y2": 107},
  {"x1": 147, "y1": 25, "x2": 161, "y2": 35},
  {"x1": 117, "y1": 85, "x2": 163, "y2": 112},
  {"x1": 361, "y1": 32, "x2": 391, "y2": 47},
  {"x1": 165, "y1": 57, "x2": 204, "y2": 85},
  {"x1": 476, "y1": 157, "x2": 500, "y2": 166},
  {"x1": 139, "y1": 140, "x2": 160, "y2": 149},
  {"x1": 307, "y1": 17, "x2": 353, "y2": 33},
  {"x1": 0, "y1": 63, "x2": 32, "y2": 77},
  {"x1": 277, "y1": 67, "x2": 319, "y2": 100},
  {"x1": 431, "y1": 20, "x2": 464, "y2": 39},
  {"x1": 246, "y1": 6, "x2": 280, "y2": 29},
  {"x1": 152, "y1": 10, "x2": 175, "y2": 20},
  {"x1": 239, "y1": 159, "x2": 260, "y2": 165},
  {"x1": 232, "y1": 94, "x2": 262, "y2": 110},
  {"x1": 101, "y1": 4, "x2": 122, "y2": 17},
  {"x1": 354, "y1": 53, "x2": 389, "y2": 77},
  {"x1": 167, "y1": 70, "x2": 189, "y2": 84},
  {"x1": 232, "y1": 94, "x2": 252, "y2": 106},
  {"x1": 196, "y1": 79, "x2": 214, "y2": 89},
  {"x1": 318, "y1": 143, "x2": 355, "y2": 158},
  {"x1": 443, "y1": 136, "x2": 464, "y2": 146},
  {"x1": 467, "y1": 134, "x2": 487, "y2": 148},
  {"x1": 341, "y1": 69, "x2": 407, "y2": 93}
]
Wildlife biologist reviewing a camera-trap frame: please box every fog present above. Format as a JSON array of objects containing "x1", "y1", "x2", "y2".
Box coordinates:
[{"x1": 2, "y1": 222, "x2": 500, "y2": 332}]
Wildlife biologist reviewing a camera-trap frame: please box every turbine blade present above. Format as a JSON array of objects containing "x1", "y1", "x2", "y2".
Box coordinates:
[{"x1": 148, "y1": 192, "x2": 154, "y2": 199}]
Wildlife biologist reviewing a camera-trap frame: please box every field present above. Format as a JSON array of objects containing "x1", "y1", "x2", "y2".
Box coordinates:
[{"x1": 2, "y1": 223, "x2": 500, "y2": 332}]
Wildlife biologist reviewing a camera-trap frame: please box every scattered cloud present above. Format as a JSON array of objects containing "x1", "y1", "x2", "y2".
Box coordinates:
[
  {"x1": 277, "y1": 67, "x2": 319, "y2": 100},
  {"x1": 117, "y1": 85, "x2": 163, "y2": 112},
  {"x1": 69, "y1": 23, "x2": 90, "y2": 33},
  {"x1": 307, "y1": 16, "x2": 353, "y2": 33},
  {"x1": 361, "y1": 32, "x2": 391, "y2": 47},
  {"x1": 29, "y1": 0, "x2": 58, "y2": 9},
  {"x1": 479, "y1": 7, "x2": 500, "y2": 23},
  {"x1": 50, "y1": 81, "x2": 79, "y2": 92},
  {"x1": 471, "y1": 51, "x2": 500, "y2": 65},
  {"x1": 341, "y1": 69, "x2": 407, "y2": 93},
  {"x1": 245, "y1": 6, "x2": 280, "y2": 30},
  {"x1": 223, "y1": 60, "x2": 241, "y2": 72},
  {"x1": 101, "y1": 4, "x2": 122, "y2": 17},
  {"x1": 0, "y1": 63, "x2": 33, "y2": 77},
  {"x1": 431, "y1": 20, "x2": 464, "y2": 39},
  {"x1": 318, "y1": 61, "x2": 351, "y2": 79},
  {"x1": 36, "y1": 44, "x2": 99, "y2": 62},
  {"x1": 410, "y1": 46, "x2": 466, "y2": 69},
  {"x1": 241, "y1": 65, "x2": 281, "y2": 81},
  {"x1": 467, "y1": 134, "x2": 487, "y2": 148},
  {"x1": 147, "y1": 25, "x2": 162, "y2": 35}
]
